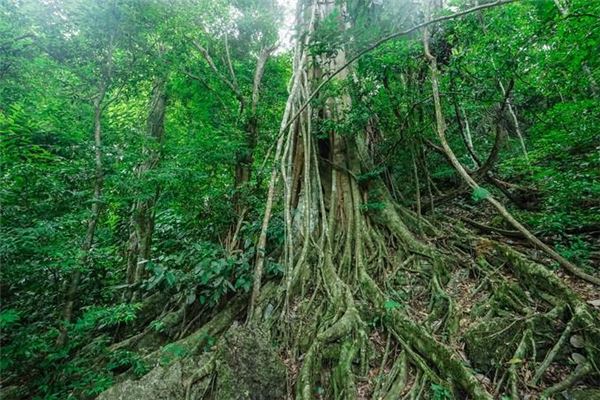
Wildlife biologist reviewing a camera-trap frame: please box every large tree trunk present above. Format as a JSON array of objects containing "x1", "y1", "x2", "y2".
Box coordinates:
[
  {"x1": 125, "y1": 76, "x2": 167, "y2": 301},
  {"x1": 246, "y1": 1, "x2": 600, "y2": 399},
  {"x1": 249, "y1": 1, "x2": 495, "y2": 399}
]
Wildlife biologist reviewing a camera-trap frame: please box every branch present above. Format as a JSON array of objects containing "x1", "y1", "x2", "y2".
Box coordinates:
[
  {"x1": 223, "y1": 33, "x2": 240, "y2": 96},
  {"x1": 189, "y1": 38, "x2": 244, "y2": 109},
  {"x1": 466, "y1": 78, "x2": 514, "y2": 177},
  {"x1": 181, "y1": 69, "x2": 229, "y2": 110},
  {"x1": 0, "y1": 33, "x2": 35, "y2": 50},
  {"x1": 250, "y1": 46, "x2": 275, "y2": 114},
  {"x1": 279, "y1": 0, "x2": 519, "y2": 136}
]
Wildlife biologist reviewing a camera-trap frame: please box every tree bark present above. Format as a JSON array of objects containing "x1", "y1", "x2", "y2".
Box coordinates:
[{"x1": 125, "y1": 76, "x2": 167, "y2": 302}]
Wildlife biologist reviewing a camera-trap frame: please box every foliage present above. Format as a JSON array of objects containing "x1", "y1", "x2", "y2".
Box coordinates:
[{"x1": 1, "y1": 0, "x2": 598, "y2": 398}]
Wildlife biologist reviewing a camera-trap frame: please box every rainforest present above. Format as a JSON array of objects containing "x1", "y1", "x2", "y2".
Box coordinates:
[{"x1": 1, "y1": 0, "x2": 599, "y2": 399}]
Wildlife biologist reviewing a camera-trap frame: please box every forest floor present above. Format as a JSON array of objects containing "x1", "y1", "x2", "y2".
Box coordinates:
[{"x1": 99, "y1": 199, "x2": 600, "y2": 400}]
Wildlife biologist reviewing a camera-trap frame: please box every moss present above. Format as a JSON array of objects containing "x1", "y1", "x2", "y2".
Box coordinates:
[
  {"x1": 332, "y1": 340, "x2": 358, "y2": 400},
  {"x1": 97, "y1": 356, "x2": 209, "y2": 400},
  {"x1": 489, "y1": 282, "x2": 529, "y2": 313},
  {"x1": 464, "y1": 317, "x2": 523, "y2": 374},
  {"x1": 566, "y1": 389, "x2": 600, "y2": 400},
  {"x1": 214, "y1": 324, "x2": 286, "y2": 400}
]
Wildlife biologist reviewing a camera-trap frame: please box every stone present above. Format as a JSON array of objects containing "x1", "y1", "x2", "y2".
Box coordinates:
[
  {"x1": 214, "y1": 324, "x2": 286, "y2": 400},
  {"x1": 97, "y1": 324, "x2": 286, "y2": 400}
]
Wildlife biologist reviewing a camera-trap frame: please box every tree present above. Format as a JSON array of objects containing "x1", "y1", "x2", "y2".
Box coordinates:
[
  {"x1": 124, "y1": 74, "x2": 168, "y2": 302},
  {"x1": 185, "y1": 0, "x2": 281, "y2": 224},
  {"x1": 54, "y1": 1, "x2": 119, "y2": 347},
  {"x1": 2, "y1": 0, "x2": 599, "y2": 398}
]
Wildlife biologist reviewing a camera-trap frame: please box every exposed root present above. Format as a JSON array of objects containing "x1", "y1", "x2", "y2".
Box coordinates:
[
  {"x1": 531, "y1": 318, "x2": 574, "y2": 385},
  {"x1": 384, "y1": 352, "x2": 408, "y2": 400},
  {"x1": 542, "y1": 361, "x2": 594, "y2": 398},
  {"x1": 509, "y1": 329, "x2": 531, "y2": 399}
]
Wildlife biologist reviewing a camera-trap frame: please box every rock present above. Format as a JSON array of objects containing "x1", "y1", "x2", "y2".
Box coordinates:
[
  {"x1": 97, "y1": 358, "x2": 201, "y2": 400},
  {"x1": 214, "y1": 324, "x2": 286, "y2": 400},
  {"x1": 96, "y1": 324, "x2": 286, "y2": 400}
]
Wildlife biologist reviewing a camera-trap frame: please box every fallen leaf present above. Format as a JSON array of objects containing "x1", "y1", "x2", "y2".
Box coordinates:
[
  {"x1": 569, "y1": 335, "x2": 584, "y2": 348},
  {"x1": 571, "y1": 352, "x2": 586, "y2": 364},
  {"x1": 587, "y1": 299, "x2": 600, "y2": 308}
]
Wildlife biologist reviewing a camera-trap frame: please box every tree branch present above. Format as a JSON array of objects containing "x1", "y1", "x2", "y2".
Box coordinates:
[
  {"x1": 189, "y1": 38, "x2": 245, "y2": 111},
  {"x1": 279, "y1": 0, "x2": 520, "y2": 139}
]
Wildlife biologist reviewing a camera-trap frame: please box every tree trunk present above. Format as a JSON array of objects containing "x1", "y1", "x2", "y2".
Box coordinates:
[
  {"x1": 125, "y1": 76, "x2": 167, "y2": 302},
  {"x1": 56, "y1": 81, "x2": 109, "y2": 347},
  {"x1": 232, "y1": 47, "x2": 273, "y2": 213},
  {"x1": 249, "y1": 2, "x2": 496, "y2": 399}
]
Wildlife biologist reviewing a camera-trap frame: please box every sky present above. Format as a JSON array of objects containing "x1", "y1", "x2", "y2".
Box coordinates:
[{"x1": 276, "y1": 0, "x2": 297, "y2": 52}]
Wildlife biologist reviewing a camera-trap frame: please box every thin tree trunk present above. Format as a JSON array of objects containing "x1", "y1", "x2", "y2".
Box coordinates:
[
  {"x1": 497, "y1": 79, "x2": 529, "y2": 163},
  {"x1": 233, "y1": 46, "x2": 274, "y2": 210},
  {"x1": 56, "y1": 31, "x2": 116, "y2": 346},
  {"x1": 56, "y1": 82, "x2": 109, "y2": 346},
  {"x1": 125, "y1": 77, "x2": 167, "y2": 302},
  {"x1": 422, "y1": 4, "x2": 600, "y2": 286},
  {"x1": 453, "y1": 100, "x2": 479, "y2": 168}
]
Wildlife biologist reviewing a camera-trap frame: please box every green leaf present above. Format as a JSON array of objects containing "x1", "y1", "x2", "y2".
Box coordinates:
[
  {"x1": 471, "y1": 187, "x2": 490, "y2": 203},
  {"x1": 165, "y1": 271, "x2": 177, "y2": 287},
  {"x1": 0, "y1": 309, "x2": 21, "y2": 329},
  {"x1": 384, "y1": 300, "x2": 401, "y2": 311}
]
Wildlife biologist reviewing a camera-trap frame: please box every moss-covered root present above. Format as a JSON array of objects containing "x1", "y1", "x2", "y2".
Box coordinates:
[
  {"x1": 143, "y1": 297, "x2": 244, "y2": 367},
  {"x1": 390, "y1": 315, "x2": 491, "y2": 399},
  {"x1": 531, "y1": 318, "x2": 574, "y2": 385},
  {"x1": 541, "y1": 361, "x2": 595, "y2": 399},
  {"x1": 298, "y1": 343, "x2": 319, "y2": 400},
  {"x1": 297, "y1": 304, "x2": 364, "y2": 400},
  {"x1": 361, "y1": 273, "x2": 493, "y2": 400},
  {"x1": 184, "y1": 355, "x2": 215, "y2": 400},
  {"x1": 495, "y1": 243, "x2": 600, "y2": 364},
  {"x1": 332, "y1": 341, "x2": 359, "y2": 400},
  {"x1": 379, "y1": 351, "x2": 408, "y2": 400},
  {"x1": 509, "y1": 329, "x2": 531, "y2": 400}
]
